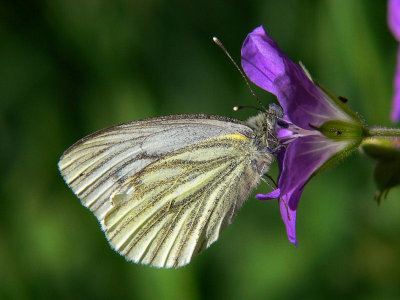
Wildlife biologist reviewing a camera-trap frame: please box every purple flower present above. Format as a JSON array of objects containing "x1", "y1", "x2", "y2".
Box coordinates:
[
  {"x1": 388, "y1": 0, "x2": 400, "y2": 122},
  {"x1": 241, "y1": 26, "x2": 364, "y2": 245}
]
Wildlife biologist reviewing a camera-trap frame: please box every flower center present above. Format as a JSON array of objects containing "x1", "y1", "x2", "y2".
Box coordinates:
[{"x1": 276, "y1": 119, "x2": 320, "y2": 144}]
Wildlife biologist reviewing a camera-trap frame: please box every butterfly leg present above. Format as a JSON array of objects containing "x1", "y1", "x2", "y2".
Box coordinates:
[
  {"x1": 261, "y1": 174, "x2": 277, "y2": 189},
  {"x1": 267, "y1": 145, "x2": 282, "y2": 154}
]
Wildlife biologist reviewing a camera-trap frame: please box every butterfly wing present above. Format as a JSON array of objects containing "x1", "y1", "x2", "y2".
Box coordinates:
[{"x1": 59, "y1": 114, "x2": 271, "y2": 268}]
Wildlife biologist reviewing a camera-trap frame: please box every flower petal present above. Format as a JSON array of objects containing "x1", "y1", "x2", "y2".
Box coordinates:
[
  {"x1": 388, "y1": 0, "x2": 400, "y2": 41},
  {"x1": 241, "y1": 26, "x2": 286, "y2": 96},
  {"x1": 274, "y1": 135, "x2": 350, "y2": 245},
  {"x1": 278, "y1": 135, "x2": 349, "y2": 210},
  {"x1": 391, "y1": 46, "x2": 400, "y2": 122},
  {"x1": 241, "y1": 26, "x2": 353, "y2": 129}
]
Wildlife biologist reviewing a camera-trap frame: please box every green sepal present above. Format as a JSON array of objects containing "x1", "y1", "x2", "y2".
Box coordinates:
[{"x1": 312, "y1": 120, "x2": 365, "y2": 142}]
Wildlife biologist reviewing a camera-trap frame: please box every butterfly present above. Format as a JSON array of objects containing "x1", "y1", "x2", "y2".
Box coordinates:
[{"x1": 58, "y1": 103, "x2": 282, "y2": 268}]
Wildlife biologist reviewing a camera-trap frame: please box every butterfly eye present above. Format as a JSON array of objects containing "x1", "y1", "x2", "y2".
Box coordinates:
[{"x1": 277, "y1": 120, "x2": 289, "y2": 129}]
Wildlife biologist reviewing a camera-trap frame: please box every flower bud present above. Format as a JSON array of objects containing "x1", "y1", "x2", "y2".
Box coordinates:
[{"x1": 360, "y1": 137, "x2": 400, "y2": 203}]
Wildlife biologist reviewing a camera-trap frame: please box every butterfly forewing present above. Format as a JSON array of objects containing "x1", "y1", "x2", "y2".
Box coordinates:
[
  {"x1": 59, "y1": 115, "x2": 252, "y2": 219},
  {"x1": 58, "y1": 114, "x2": 272, "y2": 268}
]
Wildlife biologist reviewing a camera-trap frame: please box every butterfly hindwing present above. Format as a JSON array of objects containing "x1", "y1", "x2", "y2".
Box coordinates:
[{"x1": 103, "y1": 134, "x2": 259, "y2": 268}]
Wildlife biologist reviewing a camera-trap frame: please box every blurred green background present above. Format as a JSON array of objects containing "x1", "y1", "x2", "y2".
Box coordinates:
[{"x1": 1, "y1": 0, "x2": 400, "y2": 299}]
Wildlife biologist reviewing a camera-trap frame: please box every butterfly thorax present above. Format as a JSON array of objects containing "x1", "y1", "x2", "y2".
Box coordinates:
[{"x1": 246, "y1": 110, "x2": 281, "y2": 151}]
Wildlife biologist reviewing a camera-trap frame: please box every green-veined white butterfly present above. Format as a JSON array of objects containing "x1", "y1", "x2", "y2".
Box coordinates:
[{"x1": 58, "y1": 103, "x2": 282, "y2": 268}]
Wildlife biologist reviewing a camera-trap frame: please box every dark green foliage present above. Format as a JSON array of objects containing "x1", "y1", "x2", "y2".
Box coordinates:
[{"x1": 1, "y1": 1, "x2": 399, "y2": 299}]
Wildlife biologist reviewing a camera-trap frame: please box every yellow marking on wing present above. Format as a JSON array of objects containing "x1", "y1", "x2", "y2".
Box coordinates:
[{"x1": 220, "y1": 134, "x2": 248, "y2": 141}]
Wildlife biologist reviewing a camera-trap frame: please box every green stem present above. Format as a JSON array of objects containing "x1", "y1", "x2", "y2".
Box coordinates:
[{"x1": 365, "y1": 126, "x2": 400, "y2": 138}]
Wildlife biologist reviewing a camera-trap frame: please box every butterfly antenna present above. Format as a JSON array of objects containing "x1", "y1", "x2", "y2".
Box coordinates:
[
  {"x1": 233, "y1": 105, "x2": 263, "y2": 112},
  {"x1": 213, "y1": 37, "x2": 267, "y2": 111}
]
